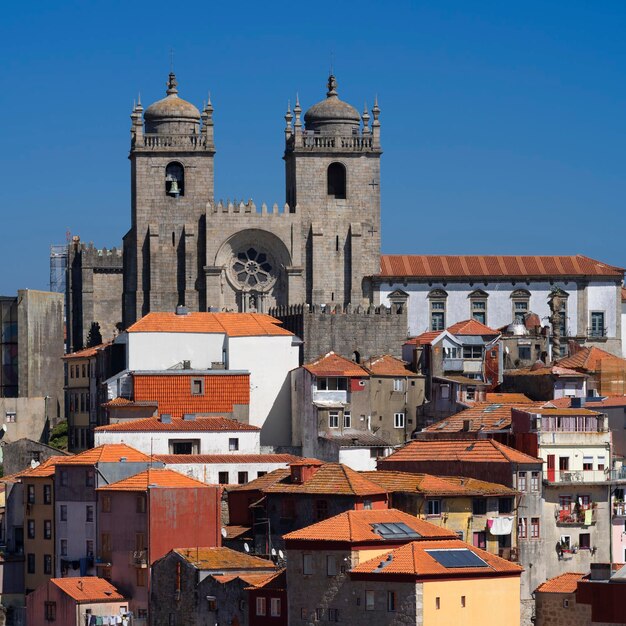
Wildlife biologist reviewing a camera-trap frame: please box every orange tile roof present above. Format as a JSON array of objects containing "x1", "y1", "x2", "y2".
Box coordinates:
[
  {"x1": 382, "y1": 439, "x2": 541, "y2": 465},
  {"x1": 446, "y1": 319, "x2": 500, "y2": 336},
  {"x1": 557, "y1": 346, "x2": 625, "y2": 372},
  {"x1": 213, "y1": 572, "x2": 275, "y2": 586},
  {"x1": 102, "y1": 397, "x2": 152, "y2": 408},
  {"x1": 97, "y1": 468, "x2": 211, "y2": 491},
  {"x1": 584, "y1": 396, "x2": 626, "y2": 408},
  {"x1": 51, "y1": 577, "x2": 125, "y2": 603},
  {"x1": 230, "y1": 468, "x2": 291, "y2": 492},
  {"x1": 360, "y1": 471, "x2": 517, "y2": 497},
  {"x1": 174, "y1": 546, "x2": 276, "y2": 570},
  {"x1": 155, "y1": 453, "x2": 300, "y2": 464},
  {"x1": 245, "y1": 569, "x2": 286, "y2": 590},
  {"x1": 284, "y1": 508, "x2": 456, "y2": 542},
  {"x1": 423, "y1": 402, "x2": 546, "y2": 433},
  {"x1": 63, "y1": 343, "x2": 110, "y2": 360},
  {"x1": 223, "y1": 525, "x2": 252, "y2": 540},
  {"x1": 303, "y1": 352, "x2": 369, "y2": 378},
  {"x1": 19, "y1": 456, "x2": 69, "y2": 479},
  {"x1": 544, "y1": 397, "x2": 573, "y2": 408},
  {"x1": 505, "y1": 365, "x2": 586, "y2": 377},
  {"x1": 127, "y1": 312, "x2": 293, "y2": 336},
  {"x1": 485, "y1": 393, "x2": 533, "y2": 404},
  {"x1": 379, "y1": 255, "x2": 624, "y2": 278},
  {"x1": 351, "y1": 539, "x2": 522, "y2": 577},
  {"x1": 131, "y1": 372, "x2": 250, "y2": 417},
  {"x1": 362, "y1": 355, "x2": 419, "y2": 377},
  {"x1": 535, "y1": 572, "x2": 586, "y2": 593},
  {"x1": 262, "y1": 463, "x2": 387, "y2": 497},
  {"x1": 56, "y1": 444, "x2": 151, "y2": 465},
  {"x1": 95, "y1": 416, "x2": 260, "y2": 433},
  {"x1": 405, "y1": 331, "x2": 442, "y2": 347}
]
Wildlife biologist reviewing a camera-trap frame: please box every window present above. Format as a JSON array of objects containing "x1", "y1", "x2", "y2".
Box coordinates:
[
  {"x1": 511, "y1": 291, "x2": 530, "y2": 323},
  {"x1": 101, "y1": 533, "x2": 111, "y2": 559},
  {"x1": 136, "y1": 568, "x2": 146, "y2": 587},
  {"x1": 218, "y1": 472, "x2": 229, "y2": 484},
  {"x1": 327, "y1": 555, "x2": 337, "y2": 576},
  {"x1": 327, "y1": 608, "x2": 339, "y2": 621},
  {"x1": 27, "y1": 520, "x2": 35, "y2": 539},
  {"x1": 363, "y1": 499, "x2": 373, "y2": 510},
  {"x1": 44, "y1": 520, "x2": 52, "y2": 540},
  {"x1": 43, "y1": 484, "x2": 52, "y2": 505},
  {"x1": 27, "y1": 553, "x2": 35, "y2": 574},
  {"x1": 238, "y1": 472, "x2": 248, "y2": 485},
  {"x1": 387, "y1": 591, "x2": 396, "y2": 612},
  {"x1": 598, "y1": 456, "x2": 606, "y2": 471},
  {"x1": 530, "y1": 517, "x2": 540, "y2": 539},
  {"x1": 462, "y1": 345, "x2": 483, "y2": 359},
  {"x1": 393, "y1": 378, "x2": 404, "y2": 392},
  {"x1": 394, "y1": 412, "x2": 405, "y2": 429},
  {"x1": 327, "y1": 162, "x2": 346, "y2": 199},
  {"x1": 531, "y1": 471, "x2": 540, "y2": 492},
  {"x1": 518, "y1": 472, "x2": 527, "y2": 491},
  {"x1": 472, "y1": 498, "x2": 487, "y2": 515},
  {"x1": 60, "y1": 539, "x2": 67, "y2": 556},
  {"x1": 518, "y1": 517, "x2": 527, "y2": 539},
  {"x1": 583, "y1": 456, "x2": 593, "y2": 471},
  {"x1": 257, "y1": 471, "x2": 267, "y2": 478},
  {"x1": 136, "y1": 495, "x2": 146, "y2": 513},
  {"x1": 170, "y1": 440, "x2": 198, "y2": 455},
  {"x1": 430, "y1": 301, "x2": 445, "y2": 331},
  {"x1": 191, "y1": 378, "x2": 204, "y2": 395},
  {"x1": 60, "y1": 504, "x2": 67, "y2": 521},
  {"x1": 44, "y1": 554, "x2": 52, "y2": 575},
  {"x1": 426, "y1": 500, "x2": 441, "y2": 516},
  {"x1": 86, "y1": 505, "x2": 94, "y2": 522},
  {"x1": 165, "y1": 162, "x2": 185, "y2": 196},
  {"x1": 499, "y1": 498, "x2": 513, "y2": 514},
  {"x1": 270, "y1": 598, "x2": 281, "y2": 617},
  {"x1": 518, "y1": 345, "x2": 531, "y2": 361},
  {"x1": 343, "y1": 411, "x2": 351, "y2": 428},
  {"x1": 27, "y1": 484, "x2": 35, "y2": 504},
  {"x1": 5, "y1": 411, "x2": 16, "y2": 423},
  {"x1": 470, "y1": 294, "x2": 487, "y2": 324},
  {"x1": 473, "y1": 532, "x2": 486, "y2": 549},
  {"x1": 228, "y1": 438, "x2": 239, "y2": 451},
  {"x1": 559, "y1": 457, "x2": 570, "y2": 471},
  {"x1": 365, "y1": 590, "x2": 375, "y2": 611},
  {"x1": 579, "y1": 532, "x2": 591, "y2": 549},
  {"x1": 590, "y1": 311, "x2": 605, "y2": 338},
  {"x1": 559, "y1": 495, "x2": 572, "y2": 510},
  {"x1": 317, "y1": 377, "x2": 348, "y2": 391},
  {"x1": 281, "y1": 499, "x2": 295, "y2": 519},
  {"x1": 435, "y1": 597, "x2": 441, "y2": 610},
  {"x1": 461, "y1": 595, "x2": 466, "y2": 608},
  {"x1": 44, "y1": 601, "x2": 56, "y2": 621},
  {"x1": 135, "y1": 532, "x2": 146, "y2": 551},
  {"x1": 315, "y1": 608, "x2": 324, "y2": 621},
  {"x1": 256, "y1": 597, "x2": 266, "y2": 616},
  {"x1": 329, "y1": 412, "x2": 339, "y2": 429},
  {"x1": 86, "y1": 469, "x2": 95, "y2": 487},
  {"x1": 101, "y1": 496, "x2": 111, "y2": 513},
  {"x1": 303, "y1": 554, "x2": 313, "y2": 575},
  {"x1": 316, "y1": 500, "x2": 329, "y2": 521},
  {"x1": 206, "y1": 597, "x2": 217, "y2": 611}
]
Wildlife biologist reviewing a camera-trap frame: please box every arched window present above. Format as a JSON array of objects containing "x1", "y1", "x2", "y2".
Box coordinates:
[
  {"x1": 327, "y1": 163, "x2": 346, "y2": 199},
  {"x1": 165, "y1": 162, "x2": 184, "y2": 197}
]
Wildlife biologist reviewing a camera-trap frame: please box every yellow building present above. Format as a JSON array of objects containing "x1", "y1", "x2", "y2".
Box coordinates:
[{"x1": 362, "y1": 470, "x2": 520, "y2": 560}]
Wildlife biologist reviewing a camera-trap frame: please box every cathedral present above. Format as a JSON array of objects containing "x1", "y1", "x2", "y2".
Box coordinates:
[{"x1": 122, "y1": 72, "x2": 382, "y2": 326}]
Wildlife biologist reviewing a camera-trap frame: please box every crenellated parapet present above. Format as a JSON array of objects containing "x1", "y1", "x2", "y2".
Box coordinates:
[
  {"x1": 208, "y1": 200, "x2": 297, "y2": 216},
  {"x1": 71, "y1": 240, "x2": 123, "y2": 272}
]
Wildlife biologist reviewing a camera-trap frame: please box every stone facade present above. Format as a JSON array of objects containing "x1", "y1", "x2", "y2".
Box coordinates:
[{"x1": 534, "y1": 591, "x2": 591, "y2": 626}]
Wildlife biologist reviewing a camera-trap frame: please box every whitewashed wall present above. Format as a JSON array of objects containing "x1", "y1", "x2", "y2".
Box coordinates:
[
  {"x1": 338, "y1": 447, "x2": 391, "y2": 471},
  {"x1": 159, "y1": 459, "x2": 293, "y2": 484}
]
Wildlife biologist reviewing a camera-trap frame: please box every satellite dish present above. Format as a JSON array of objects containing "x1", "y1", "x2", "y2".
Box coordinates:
[
  {"x1": 244, "y1": 543, "x2": 250, "y2": 553},
  {"x1": 278, "y1": 550, "x2": 284, "y2": 559},
  {"x1": 271, "y1": 548, "x2": 277, "y2": 557},
  {"x1": 30, "y1": 459, "x2": 40, "y2": 469}
]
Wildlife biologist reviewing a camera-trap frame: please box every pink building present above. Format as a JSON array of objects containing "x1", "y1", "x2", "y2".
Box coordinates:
[
  {"x1": 96, "y1": 468, "x2": 221, "y2": 624},
  {"x1": 26, "y1": 577, "x2": 128, "y2": 626}
]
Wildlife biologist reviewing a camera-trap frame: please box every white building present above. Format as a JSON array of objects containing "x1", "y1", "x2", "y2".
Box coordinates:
[
  {"x1": 375, "y1": 254, "x2": 624, "y2": 357},
  {"x1": 111, "y1": 311, "x2": 301, "y2": 445},
  {"x1": 94, "y1": 415, "x2": 261, "y2": 456}
]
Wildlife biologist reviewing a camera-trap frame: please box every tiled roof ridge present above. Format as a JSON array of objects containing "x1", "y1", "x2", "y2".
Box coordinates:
[{"x1": 341, "y1": 464, "x2": 384, "y2": 495}]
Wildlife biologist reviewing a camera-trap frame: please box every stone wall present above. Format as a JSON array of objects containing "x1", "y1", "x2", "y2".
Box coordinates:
[
  {"x1": 1, "y1": 438, "x2": 69, "y2": 475},
  {"x1": 534, "y1": 592, "x2": 591, "y2": 626}
]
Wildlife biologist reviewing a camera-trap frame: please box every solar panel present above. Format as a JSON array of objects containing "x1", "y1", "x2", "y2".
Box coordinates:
[
  {"x1": 371, "y1": 522, "x2": 422, "y2": 540},
  {"x1": 426, "y1": 549, "x2": 489, "y2": 568}
]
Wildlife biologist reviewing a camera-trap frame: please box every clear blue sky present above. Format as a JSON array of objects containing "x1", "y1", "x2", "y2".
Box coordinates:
[{"x1": 2, "y1": 1, "x2": 626, "y2": 293}]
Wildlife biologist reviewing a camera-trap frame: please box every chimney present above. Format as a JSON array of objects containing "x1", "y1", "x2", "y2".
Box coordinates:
[
  {"x1": 289, "y1": 460, "x2": 323, "y2": 484},
  {"x1": 462, "y1": 419, "x2": 472, "y2": 432},
  {"x1": 161, "y1": 414, "x2": 172, "y2": 424},
  {"x1": 182, "y1": 360, "x2": 191, "y2": 370},
  {"x1": 176, "y1": 305, "x2": 189, "y2": 316}
]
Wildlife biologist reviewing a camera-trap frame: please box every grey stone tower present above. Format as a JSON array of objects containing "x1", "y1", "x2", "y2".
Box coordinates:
[
  {"x1": 284, "y1": 75, "x2": 382, "y2": 306},
  {"x1": 123, "y1": 72, "x2": 215, "y2": 326}
]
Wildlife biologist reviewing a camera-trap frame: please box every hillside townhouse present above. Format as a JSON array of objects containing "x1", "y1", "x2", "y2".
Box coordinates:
[
  {"x1": 502, "y1": 364, "x2": 589, "y2": 402},
  {"x1": 556, "y1": 346, "x2": 626, "y2": 396},
  {"x1": 284, "y1": 508, "x2": 522, "y2": 626},
  {"x1": 96, "y1": 468, "x2": 221, "y2": 624}
]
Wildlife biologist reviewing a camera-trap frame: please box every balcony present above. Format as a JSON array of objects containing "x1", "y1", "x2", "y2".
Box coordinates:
[
  {"x1": 312, "y1": 390, "x2": 348, "y2": 404},
  {"x1": 609, "y1": 467, "x2": 626, "y2": 481},
  {"x1": 613, "y1": 502, "x2": 626, "y2": 517},
  {"x1": 586, "y1": 327, "x2": 608, "y2": 340},
  {"x1": 442, "y1": 358, "x2": 463, "y2": 372},
  {"x1": 130, "y1": 550, "x2": 148, "y2": 568},
  {"x1": 545, "y1": 470, "x2": 608, "y2": 484},
  {"x1": 556, "y1": 504, "x2": 597, "y2": 525}
]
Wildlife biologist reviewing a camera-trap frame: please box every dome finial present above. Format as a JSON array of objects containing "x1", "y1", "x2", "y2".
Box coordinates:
[
  {"x1": 327, "y1": 74, "x2": 338, "y2": 98},
  {"x1": 166, "y1": 72, "x2": 178, "y2": 96}
]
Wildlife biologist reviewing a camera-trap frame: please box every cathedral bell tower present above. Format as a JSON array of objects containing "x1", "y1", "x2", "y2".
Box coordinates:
[
  {"x1": 123, "y1": 73, "x2": 215, "y2": 327},
  {"x1": 284, "y1": 75, "x2": 382, "y2": 306}
]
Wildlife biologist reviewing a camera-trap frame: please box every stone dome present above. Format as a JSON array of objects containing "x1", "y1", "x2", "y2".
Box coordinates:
[
  {"x1": 144, "y1": 73, "x2": 200, "y2": 134},
  {"x1": 304, "y1": 75, "x2": 361, "y2": 133}
]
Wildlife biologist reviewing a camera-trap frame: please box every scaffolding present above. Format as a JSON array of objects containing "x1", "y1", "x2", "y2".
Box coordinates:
[{"x1": 50, "y1": 244, "x2": 68, "y2": 294}]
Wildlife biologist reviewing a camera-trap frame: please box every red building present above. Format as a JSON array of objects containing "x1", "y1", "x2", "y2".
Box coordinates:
[
  {"x1": 96, "y1": 468, "x2": 221, "y2": 623},
  {"x1": 247, "y1": 570, "x2": 288, "y2": 626}
]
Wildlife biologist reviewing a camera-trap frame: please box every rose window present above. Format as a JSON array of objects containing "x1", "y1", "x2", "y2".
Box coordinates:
[{"x1": 231, "y1": 248, "x2": 275, "y2": 289}]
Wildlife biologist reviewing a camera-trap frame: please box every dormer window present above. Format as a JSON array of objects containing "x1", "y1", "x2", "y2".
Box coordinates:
[
  {"x1": 327, "y1": 162, "x2": 346, "y2": 199},
  {"x1": 165, "y1": 162, "x2": 184, "y2": 197}
]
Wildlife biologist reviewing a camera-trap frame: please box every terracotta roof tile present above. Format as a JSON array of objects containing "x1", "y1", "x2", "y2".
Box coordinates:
[
  {"x1": 557, "y1": 346, "x2": 625, "y2": 372},
  {"x1": 97, "y1": 468, "x2": 212, "y2": 491},
  {"x1": 446, "y1": 319, "x2": 500, "y2": 336},
  {"x1": 155, "y1": 454, "x2": 301, "y2": 464},
  {"x1": 213, "y1": 572, "x2": 275, "y2": 586},
  {"x1": 485, "y1": 393, "x2": 533, "y2": 404},
  {"x1": 505, "y1": 365, "x2": 587, "y2": 377},
  {"x1": 101, "y1": 397, "x2": 147, "y2": 408},
  {"x1": 94, "y1": 416, "x2": 259, "y2": 433},
  {"x1": 63, "y1": 343, "x2": 111, "y2": 360},
  {"x1": 126, "y1": 312, "x2": 293, "y2": 336},
  {"x1": 535, "y1": 572, "x2": 586, "y2": 593},
  {"x1": 51, "y1": 577, "x2": 126, "y2": 603},
  {"x1": 324, "y1": 431, "x2": 392, "y2": 447},
  {"x1": 351, "y1": 539, "x2": 522, "y2": 577},
  {"x1": 381, "y1": 439, "x2": 542, "y2": 465},
  {"x1": 19, "y1": 456, "x2": 69, "y2": 478},
  {"x1": 379, "y1": 255, "x2": 624, "y2": 278},
  {"x1": 284, "y1": 508, "x2": 456, "y2": 542},
  {"x1": 405, "y1": 331, "x2": 442, "y2": 347},
  {"x1": 360, "y1": 471, "x2": 517, "y2": 496},
  {"x1": 584, "y1": 396, "x2": 626, "y2": 408},
  {"x1": 56, "y1": 444, "x2": 151, "y2": 465},
  {"x1": 174, "y1": 546, "x2": 276, "y2": 571},
  {"x1": 245, "y1": 569, "x2": 286, "y2": 590},
  {"x1": 303, "y1": 352, "x2": 369, "y2": 378},
  {"x1": 362, "y1": 355, "x2": 418, "y2": 377},
  {"x1": 223, "y1": 525, "x2": 252, "y2": 539},
  {"x1": 230, "y1": 468, "x2": 292, "y2": 492}
]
